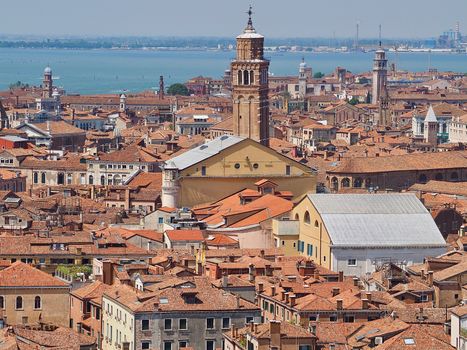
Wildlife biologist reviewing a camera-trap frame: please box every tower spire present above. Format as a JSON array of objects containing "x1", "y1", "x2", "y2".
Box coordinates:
[
  {"x1": 245, "y1": 5, "x2": 254, "y2": 31},
  {"x1": 379, "y1": 24, "x2": 382, "y2": 47}
]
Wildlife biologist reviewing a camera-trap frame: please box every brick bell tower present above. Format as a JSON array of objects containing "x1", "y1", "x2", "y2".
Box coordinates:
[{"x1": 231, "y1": 7, "x2": 270, "y2": 146}]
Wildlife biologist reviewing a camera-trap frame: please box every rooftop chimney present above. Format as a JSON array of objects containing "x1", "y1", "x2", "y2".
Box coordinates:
[
  {"x1": 313, "y1": 269, "x2": 320, "y2": 280},
  {"x1": 338, "y1": 271, "x2": 344, "y2": 282},
  {"x1": 366, "y1": 292, "x2": 372, "y2": 303},
  {"x1": 270, "y1": 285, "x2": 276, "y2": 296},
  {"x1": 336, "y1": 299, "x2": 343, "y2": 310},
  {"x1": 353, "y1": 277, "x2": 359, "y2": 287},
  {"x1": 290, "y1": 294, "x2": 296, "y2": 307},
  {"x1": 257, "y1": 282, "x2": 264, "y2": 293},
  {"x1": 427, "y1": 270, "x2": 434, "y2": 287},
  {"x1": 332, "y1": 287, "x2": 340, "y2": 297},
  {"x1": 270, "y1": 321, "x2": 281, "y2": 348},
  {"x1": 248, "y1": 263, "x2": 256, "y2": 283},
  {"x1": 362, "y1": 298, "x2": 369, "y2": 309}
]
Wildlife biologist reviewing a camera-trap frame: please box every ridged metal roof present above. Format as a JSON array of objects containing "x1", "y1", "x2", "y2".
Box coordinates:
[{"x1": 307, "y1": 193, "x2": 446, "y2": 248}]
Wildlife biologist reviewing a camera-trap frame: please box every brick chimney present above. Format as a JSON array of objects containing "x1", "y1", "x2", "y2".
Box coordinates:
[
  {"x1": 366, "y1": 292, "x2": 372, "y2": 303},
  {"x1": 102, "y1": 261, "x2": 114, "y2": 285},
  {"x1": 332, "y1": 287, "x2": 340, "y2": 297},
  {"x1": 248, "y1": 263, "x2": 256, "y2": 283},
  {"x1": 338, "y1": 271, "x2": 344, "y2": 282},
  {"x1": 362, "y1": 298, "x2": 369, "y2": 309},
  {"x1": 258, "y1": 282, "x2": 264, "y2": 293},
  {"x1": 290, "y1": 294, "x2": 296, "y2": 307},
  {"x1": 336, "y1": 299, "x2": 343, "y2": 310},
  {"x1": 353, "y1": 277, "x2": 359, "y2": 287},
  {"x1": 427, "y1": 271, "x2": 434, "y2": 287},
  {"x1": 270, "y1": 285, "x2": 276, "y2": 296},
  {"x1": 270, "y1": 321, "x2": 281, "y2": 349}
]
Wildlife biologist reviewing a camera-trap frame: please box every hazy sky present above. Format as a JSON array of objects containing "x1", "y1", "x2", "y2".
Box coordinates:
[{"x1": 2, "y1": 0, "x2": 466, "y2": 38}]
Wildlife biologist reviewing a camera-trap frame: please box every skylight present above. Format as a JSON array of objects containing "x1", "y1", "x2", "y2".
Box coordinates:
[{"x1": 403, "y1": 338, "x2": 415, "y2": 345}]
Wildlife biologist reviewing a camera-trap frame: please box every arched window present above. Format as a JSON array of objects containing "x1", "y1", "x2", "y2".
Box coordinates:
[
  {"x1": 331, "y1": 177, "x2": 338, "y2": 191},
  {"x1": 34, "y1": 296, "x2": 41, "y2": 309},
  {"x1": 237, "y1": 70, "x2": 242, "y2": 85},
  {"x1": 341, "y1": 178, "x2": 350, "y2": 188},
  {"x1": 16, "y1": 296, "x2": 23, "y2": 310},
  {"x1": 418, "y1": 174, "x2": 428, "y2": 183},
  {"x1": 0, "y1": 296, "x2": 4, "y2": 309},
  {"x1": 353, "y1": 178, "x2": 363, "y2": 188},
  {"x1": 88, "y1": 175, "x2": 94, "y2": 185},
  {"x1": 41, "y1": 172, "x2": 46, "y2": 184},
  {"x1": 67, "y1": 173, "x2": 73, "y2": 185},
  {"x1": 100, "y1": 175, "x2": 105, "y2": 186},
  {"x1": 249, "y1": 70, "x2": 254, "y2": 85},
  {"x1": 304, "y1": 211, "x2": 311, "y2": 224},
  {"x1": 243, "y1": 70, "x2": 249, "y2": 85},
  {"x1": 451, "y1": 172, "x2": 459, "y2": 181},
  {"x1": 314, "y1": 220, "x2": 319, "y2": 227},
  {"x1": 294, "y1": 213, "x2": 299, "y2": 220},
  {"x1": 435, "y1": 173, "x2": 443, "y2": 181},
  {"x1": 33, "y1": 172, "x2": 38, "y2": 184}
]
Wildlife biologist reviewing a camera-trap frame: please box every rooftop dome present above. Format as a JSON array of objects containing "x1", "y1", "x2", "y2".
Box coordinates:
[{"x1": 44, "y1": 66, "x2": 52, "y2": 75}]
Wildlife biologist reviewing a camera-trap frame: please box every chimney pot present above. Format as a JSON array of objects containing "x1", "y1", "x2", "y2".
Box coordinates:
[{"x1": 427, "y1": 270, "x2": 434, "y2": 287}]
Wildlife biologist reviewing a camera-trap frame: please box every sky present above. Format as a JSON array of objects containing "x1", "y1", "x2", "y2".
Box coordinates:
[{"x1": 2, "y1": 0, "x2": 466, "y2": 39}]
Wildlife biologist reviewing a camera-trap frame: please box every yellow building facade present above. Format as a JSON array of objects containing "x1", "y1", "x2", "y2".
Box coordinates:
[
  {"x1": 291, "y1": 196, "x2": 332, "y2": 269},
  {"x1": 162, "y1": 136, "x2": 316, "y2": 208}
]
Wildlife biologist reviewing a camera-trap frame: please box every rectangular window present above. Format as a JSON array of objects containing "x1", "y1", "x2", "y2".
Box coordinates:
[
  {"x1": 164, "y1": 342, "x2": 172, "y2": 350},
  {"x1": 158, "y1": 217, "x2": 164, "y2": 224},
  {"x1": 344, "y1": 315, "x2": 355, "y2": 323},
  {"x1": 245, "y1": 316, "x2": 254, "y2": 324},
  {"x1": 307, "y1": 244, "x2": 313, "y2": 256},
  {"x1": 179, "y1": 318, "x2": 187, "y2": 330},
  {"x1": 179, "y1": 341, "x2": 188, "y2": 349},
  {"x1": 329, "y1": 314, "x2": 337, "y2": 322},
  {"x1": 222, "y1": 317, "x2": 230, "y2": 329},
  {"x1": 206, "y1": 340, "x2": 215, "y2": 350},
  {"x1": 201, "y1": 166, "x2": 206, "y2": 176},
  {"x1": 164, "y1": 319, "x2": 172, "y2": 330},
  {"x1": 286, "y1": 165, "x2": 291, "y2": 176},
  {"x1": 142, "y1": 342, "x2": 150, "y2": 350},
  {"x1": 206, "y1": 318, "x2": 214, "y2": 329},
  {"x1": 347, "y1": 259, "x2": 357, "y2": 266},
  {"x1": 142, "y1": 319, "x2": 149, "y2": 330}
]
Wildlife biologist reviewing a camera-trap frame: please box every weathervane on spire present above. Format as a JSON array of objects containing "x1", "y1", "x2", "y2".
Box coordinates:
[{"x1": 246, "y1": 5, "x2": 254, "y2": 29}]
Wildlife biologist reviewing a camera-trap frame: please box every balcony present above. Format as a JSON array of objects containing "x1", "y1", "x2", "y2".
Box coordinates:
[{"x1": 272, "y1": 219, "x2": 299, "y2": 237}]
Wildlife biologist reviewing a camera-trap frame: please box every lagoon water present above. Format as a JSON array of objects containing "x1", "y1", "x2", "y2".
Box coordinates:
[{"x1": 0, "y1": 48, "x2": 465, "y2": 94}]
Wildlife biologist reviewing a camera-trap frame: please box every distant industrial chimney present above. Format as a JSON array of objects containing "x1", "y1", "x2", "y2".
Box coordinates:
[{"x1": 159, "y1": 76, "x2": 165, "y2": 100}]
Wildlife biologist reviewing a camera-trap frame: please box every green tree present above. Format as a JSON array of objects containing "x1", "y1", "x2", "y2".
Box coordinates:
[
  {"x1": 9, "y1": 81, "x2": 29, "y2": 90},
  {"x1": 167, "y1": 83, "x2": 189, "y2": 96},
  {"x1": 313, "y1": 72, "x2": 325, "y2": 79},
  {"x1": 349, "y1": 97, "x2": 359, "y2": 105}
]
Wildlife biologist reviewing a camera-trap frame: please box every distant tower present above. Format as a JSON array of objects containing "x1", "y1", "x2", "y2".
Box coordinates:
[
  {"x1": 354, "y1": 21, "x2": 360, "y2": 51},
  {"x1": 298, "y1": 58, "x2": 307, "y2": 98},
  {"x1": 119, "y1": 94, "x2": 127, "y2": 112},
  {"x1": 231, "y1": 6, "x2": 270, "y2": 146},
  {"x1": 161, "y1": 161, "x2": 180, "y2": 208},
  {"x1": 378, "y1": 88, "x2": 391, "y2": 127},
  {"x1": 372, "y1": 45, "x2": 388, "y2": 104},
  {"x1": 159, "y1": 76, "x2": 165, "y2": 100},
  {"x1": 424, "y1": 105, "x2": 438, "y2": 145},
  {"x1": 42, "y1": 66, "x2": 53, "y2": 99},
  {"x1": 52, "y1": 88, "x2": 61, "y2": 117}
]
